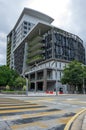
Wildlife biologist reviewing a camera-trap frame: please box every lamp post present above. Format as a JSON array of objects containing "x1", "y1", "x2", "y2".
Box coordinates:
[
  {"x1": 51, "y1": 60, "x2": 58, "y2": 96},
  {"x1": 34, "y1": 63, "x2": 38, "y2": 92},
  {"x1": 82, "y1": 64, "x2": 85, "y2": 94},
  {"x1": 23, "y1": 74, "x2": 28, "y2": 96},
  {"x1": 26, "y1": 77, "x2": 28, "y2": 96},
  {"x1": 83, "y1": 78, "x2": 85, "y2": 94}
]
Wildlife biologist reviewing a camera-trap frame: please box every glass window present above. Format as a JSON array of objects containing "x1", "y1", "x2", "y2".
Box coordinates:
[
  {"x1": 24, "y1": 21, "x2": 27, "y2": 25},
  {"x1": 24, "y1": 26, "x2": 27, "y2": 29},
  {"x1": 28, "y1": 23, "x2": 31, "y2": 26},
  {"x1": 24, "y1": 31, "x2": 27, "y2": 34},
  {"x1": 28, "y1": 27, "x2": 30, "y2": 30}
]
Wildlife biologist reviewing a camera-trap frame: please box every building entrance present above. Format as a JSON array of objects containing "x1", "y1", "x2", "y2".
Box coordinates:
[
  {"x1": 37, "y1": 82, "x2": 43, "y2": 91},
  {"x1": 30, "y1": 83, "x2": 35, "y2": 91}
]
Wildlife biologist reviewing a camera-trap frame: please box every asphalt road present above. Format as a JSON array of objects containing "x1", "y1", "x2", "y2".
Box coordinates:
[{"x1": 0, "y1": 94, "x2": 86, "y2": 130}]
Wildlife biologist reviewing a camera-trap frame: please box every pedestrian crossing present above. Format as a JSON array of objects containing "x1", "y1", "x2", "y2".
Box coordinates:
[{"x1": 0, "y1": 98, "x2": 77, "y2": 130}]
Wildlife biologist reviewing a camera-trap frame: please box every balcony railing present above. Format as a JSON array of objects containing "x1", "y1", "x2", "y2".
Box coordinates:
[{"x1": 29, "y1": 36, "x2": 42, "y2": 47}]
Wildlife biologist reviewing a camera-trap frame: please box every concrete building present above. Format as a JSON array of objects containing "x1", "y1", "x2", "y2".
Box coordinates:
[{"x1": 7, "y1": 8, "x2": 85, "y2": 93}]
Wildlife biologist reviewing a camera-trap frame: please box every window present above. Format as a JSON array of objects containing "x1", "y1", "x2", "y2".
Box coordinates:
[
  {"x1": 59, "y1": 62, "x2": 61, "y2": 68},
  {"x1": 28, "y1": 23, "x2": 31, "y2": 26},
  {"x1": 55, "y1": 62, "x2": 57, "y2": 67},
  {"x1": 24, "y1": 31, "x2": 27, "y2": 34},
  {"x1": 60, "y1": 71, "x2": 61, "y2": 79},
  {"x1": 24, "y1": 21, "x2": 27, "y2": 25},
  {"x1": 28, "y1": 27, "x2": 30, "y2": 30},
  {"x1": 24, "y1": 26, "x2": 27, "y2": 29}
]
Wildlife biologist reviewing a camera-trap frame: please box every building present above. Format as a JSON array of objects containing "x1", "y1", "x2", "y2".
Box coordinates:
[{"x1": 7, "y1": 8, "x2": 85, "y2": 93}]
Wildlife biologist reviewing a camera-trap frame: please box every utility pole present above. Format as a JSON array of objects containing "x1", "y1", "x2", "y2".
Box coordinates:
[
  {"x1": 26, "y1": 77, "x2": 28, "y2": 96},
  {"x1": 51, "y1": 60, "x2": 58, "y2": 96},
  {"x1": 83, "y1": 78, "x2": 85, "y2": 94}
]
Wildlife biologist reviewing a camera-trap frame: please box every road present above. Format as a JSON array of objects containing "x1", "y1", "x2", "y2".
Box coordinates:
[{"x1": 0, "y1": 94, "x2": 86, "y2": 130}]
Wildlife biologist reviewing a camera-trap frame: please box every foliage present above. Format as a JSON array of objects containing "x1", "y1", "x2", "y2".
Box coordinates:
[
  {"x1": 22, "y1": 85, "x2": 26, "y2": 91},
  {"x1": 0, "y1": 65, "x2": 19, "y2": 87},
  {"x1": 14, "y1": 77, "x2": 26, "y2": 90},
  {"x1": 0, "y1": 65, "x2": 29, "y2": 92},
  {"x1": 6, "y1": 85, "x2": 10, "y2": 90},
  {"x1": 61, "y1": 60, "x2": 85, "y2": 87}
]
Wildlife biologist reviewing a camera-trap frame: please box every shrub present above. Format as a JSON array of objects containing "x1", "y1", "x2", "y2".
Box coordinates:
[
  {"x1": 6, "y1": 85, "x2": 10, "y2": 91},
  {"x1": 22, "y1": 85, "x2": 26, "y2": 91}
]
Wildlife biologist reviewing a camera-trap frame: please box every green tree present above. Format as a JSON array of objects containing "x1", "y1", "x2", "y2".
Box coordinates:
[
  {"x1": 14, "y1": 77, "x2": 26, "y2": 90},
  {"x1": 0, "y1": 65, "x2": 19, "y2": 89},
  {"x1": 8, "y1": 69, "x2": 19, "y2": 88},
  {"x1": 61, "y1": 61, "x2": 84, "y2": 93}
]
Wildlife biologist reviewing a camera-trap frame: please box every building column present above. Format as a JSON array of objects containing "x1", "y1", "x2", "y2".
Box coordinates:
[{"x1": 43, "y1": 69, "x2": 47, "y2": 91}]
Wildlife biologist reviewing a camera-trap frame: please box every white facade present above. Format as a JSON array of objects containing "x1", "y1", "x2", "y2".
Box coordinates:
[
  {"x1": 9, "y1": 8, "x2": 54, "y2": 69},
  {"x1": 26, "y1": 59, "x2": 69, "y2": 93},
  {"x1": 27, "y1": 60, "x2": 67, "y2": 80}
]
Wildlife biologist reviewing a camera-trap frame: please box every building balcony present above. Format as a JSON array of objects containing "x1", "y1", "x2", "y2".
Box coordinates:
[
  {"x1": 29, "y1": 36, "x2": 42, "y2": 47},
  {"x1": 27, "y1": 55, "x2": 44, "y2": 65},
  {"x1": 28, "y1": 50, "x2": 43, "y2": 58},
  {"x1": 29, "y1": 42, "x2": 44, "y2": 51}
]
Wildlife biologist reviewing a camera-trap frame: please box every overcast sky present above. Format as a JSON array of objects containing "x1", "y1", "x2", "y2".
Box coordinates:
[{"x1": 0, "y1": 0, "x2": 86, "y2": 65}]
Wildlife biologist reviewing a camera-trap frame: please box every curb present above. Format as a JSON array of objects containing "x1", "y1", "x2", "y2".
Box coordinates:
[{"x1": 64, "y1": 108, "x2": 86, "y2": 130}]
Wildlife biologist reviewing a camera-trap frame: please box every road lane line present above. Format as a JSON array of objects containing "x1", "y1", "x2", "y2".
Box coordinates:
[
  {"x1": 0, "y1": 106, "x2": 49, "y2": 114},
  {"x1": 2, "y1": 110, "x2": 63, "y2": 121}
]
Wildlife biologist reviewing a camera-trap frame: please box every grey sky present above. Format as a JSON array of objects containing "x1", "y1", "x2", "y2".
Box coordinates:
[{"x1": 0, "y1": 0, "x2": 86, "y2": 65}]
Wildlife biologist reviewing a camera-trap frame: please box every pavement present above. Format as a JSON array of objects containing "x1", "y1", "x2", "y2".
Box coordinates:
[
  {"x1": 64, "y1": 109, "x2": 86, "y2": 130},
  {"x1": 0, "y1": 92, "x2": 70, "y2": 97}
]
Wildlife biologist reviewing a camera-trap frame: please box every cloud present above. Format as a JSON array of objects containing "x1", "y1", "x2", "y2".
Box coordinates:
[
  {"x1": 0, "y1": 32, "x2": 6, "y2": 65},
  {"x1": 0, "y1": 53, "x2": 6, "y2": 65},
  {"x1": 25, "y1": 0, "x2": 70, "y2": 27},
  {"x1": 23, "y1": 0, "x2": 86, "y2": 43},
  {"x1": 60, "y1": 0, "x2": 86, "y2": 43},
  {"x1": 0, "y1": 0, "x2": 86, "y2": 65},
  {"x1": 0, "y1": 0, "x2": 26, "y2": 65}
]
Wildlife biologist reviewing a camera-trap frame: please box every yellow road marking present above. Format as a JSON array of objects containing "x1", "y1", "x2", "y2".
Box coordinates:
[
  {"x1": 11, "y1": 112, "x2": 71, "y2": 130},
  {"x1": 0, "y1": 102, "x2": 31, "y2": 106},
  {"x1": 2, "y1": 110, "x2": 64, "y2": 121},
  {"x1": 64, "y1": 108, "x2": 86, "y2": 130},
  {"x1": 25, "y1": 98, "x2": 55, "y2": 102},
  {"x1": 11, "y1": 121, "x2": 48, "y2": 129},
  {"x1": 58, "y1": 116, "x2": 73, "y2": 124},
  {"x1": 0, "y1": 104, "x2": 40, "y2": 109},
  {"x1": 0, "y1": 107, "x2": 49, "y2": 114},
  {"x1": 22, "y1": 110, "x2": 64, "y2": 118}
]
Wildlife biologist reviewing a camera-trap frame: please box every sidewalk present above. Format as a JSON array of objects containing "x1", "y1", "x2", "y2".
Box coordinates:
[
  {"x1": 64, "y1": 109, "x2": 86, "y2": 130},
  {"x1": 0, "y1": 92, "x2": 69, "y2": 97}
]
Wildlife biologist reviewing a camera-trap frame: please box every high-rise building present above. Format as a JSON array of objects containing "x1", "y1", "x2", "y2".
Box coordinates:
[{"x1": 7, "y1": 8, "x2": 85, "y2": 93}]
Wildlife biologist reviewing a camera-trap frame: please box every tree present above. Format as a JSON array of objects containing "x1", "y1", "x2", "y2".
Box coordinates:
[
  {"x1": 8, "y1": 69, "x2": 19, "y2": 87},
  {"x1": 0, "y1": 65, "x2": 19, "y2": 89},
  {"x1": 14, "y1": 77, "x2": 26, "y2": 90},
  {"x1": 61, "y1": 61, "x2": 85, "y2": 93}
]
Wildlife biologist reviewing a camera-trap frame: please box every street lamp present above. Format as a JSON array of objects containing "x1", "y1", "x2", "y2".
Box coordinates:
[
  {"x1": 26, "y1": 77, "x2": 28, "y2": 96},
  {"x1": 51, "y1": 60, "x2": 58, "y2": 96},
  {"x1": 23, "y1": 75, "x2": 28, "y2": 96},
  {"x1": 82, "y1": 64, "x2": 85, "y2": 94},
  {"x1": 34, "y1": 63, "x2": 38, "y2": 92},
  {"x1": 82, "y1": 72, "x2": 85, "y2": 94}
]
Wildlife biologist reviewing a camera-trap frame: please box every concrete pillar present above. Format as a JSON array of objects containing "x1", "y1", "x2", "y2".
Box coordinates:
[{"x1": 43, "y1": 69, "x2": 47, "y2": 91}]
